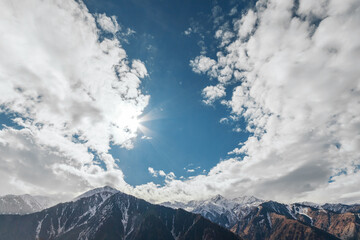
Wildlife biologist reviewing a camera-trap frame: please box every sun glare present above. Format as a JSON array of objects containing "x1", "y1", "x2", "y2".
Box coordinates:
[{"x1": 125, "y1": 116, "x2": 140, "y2": 132}]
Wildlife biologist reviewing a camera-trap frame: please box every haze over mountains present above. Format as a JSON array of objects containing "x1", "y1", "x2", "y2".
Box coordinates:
[
  {"x1": 1, "y1": 186, "x2": 359, "y2": 239},
  {"x1": 0, "y1": 194, "x2": 57, "y2": 215}
]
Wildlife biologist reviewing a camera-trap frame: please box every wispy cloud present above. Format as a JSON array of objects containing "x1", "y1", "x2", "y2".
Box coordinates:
[
  {"x1": 141, "y1": 135, "x2": 152, "y2": 140},
  {"x1": 148, "y1": 167, "x2": 175, "y2": 180},
  {"x1": 148, "y1": 167, "x2": 158, "y2": 177}
]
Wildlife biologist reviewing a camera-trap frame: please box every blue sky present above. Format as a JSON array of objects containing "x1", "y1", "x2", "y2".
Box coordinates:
[
  {"x1": 83, "y1": 0, "x2": 250, "y2": 185},
  {"x1": 0, "y1": 0, "x2": 359, "y2": 204}
]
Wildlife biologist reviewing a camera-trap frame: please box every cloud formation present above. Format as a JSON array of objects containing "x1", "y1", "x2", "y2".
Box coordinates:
[
  {"x1": 113, "y1": 0, "x2": 360, "y2": 205},
  {"x1": 0, "y1": 0, "x2": 148, "y2": 197},
  {"x1": 148, "y1": 167, "x2": 175, "y2": 179},
  {"x1": 185, "y1": 0, "x2": 360, "y2": 203},
  {"x1": 202, "y1": 85, "x2": 226, "y2": 105},
  {"x1": 1, "y1": 0, "x2": 359, "y2": 206}
]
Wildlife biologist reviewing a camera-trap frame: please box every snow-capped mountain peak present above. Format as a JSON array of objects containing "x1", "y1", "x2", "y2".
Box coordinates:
[
  {"x1": 232, "y1": 195, "x2": 263, "y2": 205},
  {"x1": 0, "y1": 190, "x2": 241, "y2": 240},
  {"x1": 210, "y1": 194, "x2": 225, "y2": 203},
  {"x1": 161, "y1": 194, "x2": 264, "y2": 228},
  {"x1": 0, "y1": 194, "x2": 56, "y2": 215},
  {"x1": 73, "y1": 185, "x2": 119, "y2": 202}
]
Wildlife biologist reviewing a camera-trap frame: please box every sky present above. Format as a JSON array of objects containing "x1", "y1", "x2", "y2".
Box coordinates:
[{"x1": 0, "y1": 0, "x2": 359, "y2": 204}]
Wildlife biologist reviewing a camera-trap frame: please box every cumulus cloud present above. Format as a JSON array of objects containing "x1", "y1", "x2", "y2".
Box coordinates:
[
  {"x1": 185, "y1": 0, "x2": 360, "y2": 203},
  {"x1": 118, "y1": 0, "x2": 360, "y2": 205},
  {"x1": 96, "y1": 13, "x2": 120, "y2": 34},
  {"x1": 189, "y1": 56, "x2": 216, "y2": 74},
  {"x1": 148, "y1": 167, "x2": 157, "y2": 177},
  {"x1": 131, "y1": 60, "x2": 148, "y2": 78},
  {"x1": 234, "y1": 9, "x2": 257, "y2": 39},
  {"x1": 0, "y1": 0, "x2": 148, "y2": 197},
  {"x1": 215, "y1": 29, "x2": 235, "y2": 47},
  {"x1": 202, "y1": 84, "x2": 226, "y2": 105},
  {"x1": 101, "y1": 0, "x2": 360, "y2": 205},
  {"x1": 147, "y1": 167, "x2": 175, "y2": 180},
  {"x1": 1, "y1": 0, "x2": 359, "y2": 206}
]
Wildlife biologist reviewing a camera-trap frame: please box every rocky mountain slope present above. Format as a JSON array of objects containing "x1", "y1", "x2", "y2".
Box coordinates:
[
  {"x1": 0, "y1": 188, "x2": 241, "y2": 240},
  {"x1": 73, "y1": 185, "x2": 119, "y2": 201},
  {"x1": 234, "y1": 201, "x2": 360, "y2": 240},
  {"x1": 0, "y1": 194, "x2": 56, "y2": 215},
  {"x1": 232, "y1": 201, "x2": 340, "y2": 240},
  {"x1": 1, "y1": 187, "x2": 359, "y2": 240},
  {"x1": 289, "y1": 202, "x2": 360, "y2": 240},
  {"x1": 163, "y1": 195, "x2": 360, "y2": 240},
  {"x1": 162, "y1": 194, "x2": 263, "y2": 229}
]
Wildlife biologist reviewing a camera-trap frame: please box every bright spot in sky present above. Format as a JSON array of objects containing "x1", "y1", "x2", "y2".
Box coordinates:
[{"x1": 124, "y1": 116, "x2": 140, "y2": 132}]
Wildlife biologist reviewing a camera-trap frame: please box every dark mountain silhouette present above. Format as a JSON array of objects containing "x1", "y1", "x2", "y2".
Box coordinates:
[{"x1": 0, "y1": 189, "x2": 241, "y2": 240}]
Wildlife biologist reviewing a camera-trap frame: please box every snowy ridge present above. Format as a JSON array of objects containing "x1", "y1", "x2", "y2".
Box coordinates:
[
  {"x1": 0, "y1": 194, "x2": 55, "y2": 214},
  {"x1": 39, "y1": 191, "x2": 116, "y2": 239},
  {"x1": 292, "y1": 204, "x2": 313, "y2": 225},
  {"x1": 321, "y1": 203, "x2": 353, "y2": 213},
  {"x1": 161, "y1": 194, "x2": 360, "y2": 231},
  {"x1": 73, "y1": 186, "x2": 119, "y2": 202},
  {"x1": 1, "y1": 187, "x2": 352, "y2": 240},
  {"x1": 161, "y1": 194, "x2": 263, "y2": 228},
  {"x1": 297, "y1": 201, "x2": 323, "y2": 209}
]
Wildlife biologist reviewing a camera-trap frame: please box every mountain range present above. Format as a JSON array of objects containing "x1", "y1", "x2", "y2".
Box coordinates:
[
  {"x1": 0, "y1": 194, "x2": 56, "y2": 215},
  {"x1": 1, "y1": 187, "x2": 359, "y2": 239},
  {"x1": 162, "y1": 195, "x2": 360, "y2": 240},
  {"x1": 0, "y1": 187, "x2": 240, "y2": 240},
  {"x1": 161, "y1": 195, "x2": 263, "y2": 229}
]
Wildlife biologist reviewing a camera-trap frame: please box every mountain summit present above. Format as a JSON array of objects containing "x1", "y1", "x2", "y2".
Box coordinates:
[
  {"x1": 73, "y1": 185, "x2": 119, "y2": 201},
  {"x1": 162, "y1": 194, "x2": 263, "y2": 228},
  {"x1": 0, "y1": 194, "x2": 56, "y2": 215},
  {"x1": 163, "y1": 195, "x2": 360, "y2": 240},
  {"x1": 0, "y1": 188, "x2": 241, "y2": 240}
]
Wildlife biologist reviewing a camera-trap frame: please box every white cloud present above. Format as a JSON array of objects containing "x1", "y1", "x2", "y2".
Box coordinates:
[
  {"x1": 189, "y1": 56, "x2": 216, "y2": 74},
  {"x1": 96, "y1": 13, "x2": 120, "y2": 34},
  {"x1": 215, "y1": 29, "x2": 235, "y2": 47},
  {"x1": 147, "y1": 167, "x2": 174, "y2": 180},
  {"x1": 234, "y1": 9, "x2": 257, "y2": 39},
  {"x1": 159, "y1": 170, "x2": 166, "y2": 177},
  {"x1": 132, "y1": 0, "x2": 360, "y2": 204},
  {"x1": 148, "y1": 167, "x2": 157, "y2": 177},
  {"x1": 166, "y1": 172, "x2": 176, "y2": 180},
  {"x1": 184, "y1": 27, "x2": 192, "y2": 35},
  {"x1": 202, "y1": 84, "x2": 226, "y2": 105},
  {"x1": 183, "y1": 0, "x2": 360, "y2": 204},
  {"x1": 0, "y1": 0, "x2": 148, "y2": 197},
  {"x1": 229, "y1": 7, "x2": 238, "y2": 16},
  {"x1": 219, "y1": 117, "x2": 228, "y2": 124},
  {"x1": 0, "y1": 127, "x2": 130, "y2": 199},
  {"x1": 141, "y1": 135, "x2": 152, "y2": 140},
  {"x1": 131, "y1": 59, "x2": 148, "y2": 78},
  {"x1": 1, "y1": 0, "x2": 359, "y2": 206}
]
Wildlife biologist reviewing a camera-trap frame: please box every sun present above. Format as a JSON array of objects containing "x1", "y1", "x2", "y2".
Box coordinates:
[
  {"x1": 124, "y1": 116, "x2": 140, "y2": 132},
  {"x1": 121, "y1": 111, "x2": 153, "y2": 137}
]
